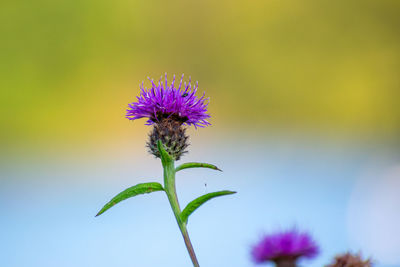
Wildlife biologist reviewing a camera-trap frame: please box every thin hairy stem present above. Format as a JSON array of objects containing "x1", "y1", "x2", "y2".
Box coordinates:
[{"x1": 162, "y1": 157, "x2": 200, "y2": 267}]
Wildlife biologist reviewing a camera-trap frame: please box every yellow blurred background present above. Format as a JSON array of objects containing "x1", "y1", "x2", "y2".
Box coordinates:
[{"x1": 2, "y1": 0, "x2": 400, "y2": 152}]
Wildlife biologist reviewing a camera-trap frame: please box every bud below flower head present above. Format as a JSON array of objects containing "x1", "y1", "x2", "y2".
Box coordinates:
[{"x1": 147, "y1": 118, "x2": 189, "y2": 160}]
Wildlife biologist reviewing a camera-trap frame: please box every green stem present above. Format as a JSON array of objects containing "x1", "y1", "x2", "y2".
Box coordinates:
[{"x1": 162, "y1": 157, "x2": 200, "y2": 267}]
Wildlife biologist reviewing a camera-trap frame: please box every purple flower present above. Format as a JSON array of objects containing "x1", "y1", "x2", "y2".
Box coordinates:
[
  {"x1": 126, "y1": 73, "x2": 210, "y2": 128},
  {"x1": 251, "y1": 228, "x2": 319, "y2": 265}
]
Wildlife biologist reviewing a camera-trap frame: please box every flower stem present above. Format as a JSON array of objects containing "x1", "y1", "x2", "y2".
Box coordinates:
[
  {"x1": 274, "y1": 259, "x2": 296, "y2": 267},
  {"x1": 162, "y1": 157, "x2": 200, "y2": 267}
]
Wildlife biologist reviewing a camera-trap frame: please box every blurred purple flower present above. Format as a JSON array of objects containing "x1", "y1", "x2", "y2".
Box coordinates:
[
  {"x1": 251, "y1": 228, "x2": 319, "y2": 265},
  {"x1": 126, "y1": 73, "x2": 210, "y2": 128}
]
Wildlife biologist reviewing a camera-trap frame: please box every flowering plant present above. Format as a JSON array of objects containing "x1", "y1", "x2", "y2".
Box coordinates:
[
  {"x1": 96, "y1": 73, "x2": 236, "y2": 266},
  {"x1": 251, "y1": 228, "x2": 319, "y2": 267}
]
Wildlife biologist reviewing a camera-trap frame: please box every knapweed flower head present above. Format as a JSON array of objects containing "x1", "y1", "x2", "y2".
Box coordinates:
[
  {"x1": 127, "y1": 73, "x2": 210, "y2": 160},
  {"x1": 251, "y1": 228, "x2": 319, "y2": 266},
  {"x1": 326, "y1": 252, "x2": 372, "y2": 267},
  {"x1": 126, "y1": 73, "x2": 210, "y2": 128}
]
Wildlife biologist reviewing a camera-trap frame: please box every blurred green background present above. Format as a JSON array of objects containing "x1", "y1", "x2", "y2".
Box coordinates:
[
  {"x1": 2, "y1": 0, "x2": 400, "y2": 266},
  {"x1": 2, "y1": 0, "x2": 400, "y2": 152}
]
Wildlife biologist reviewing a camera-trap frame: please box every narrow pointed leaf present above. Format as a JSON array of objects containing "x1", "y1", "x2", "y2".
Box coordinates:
[
  {"x1": 157, "y1": 139, "x2": 172, "y2": 165},
  {"x1": 96, "y1": 182, "x2": 164, "y2": 217},
  {"x1": 175, "y1": 162, "x2": 222, "y2": 172},
  {"x1": 181, "y1": 190, "x2": 236, "y2": 224}
]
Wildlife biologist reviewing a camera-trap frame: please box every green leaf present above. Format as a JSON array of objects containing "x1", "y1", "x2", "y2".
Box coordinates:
[
  {"x1": 180, "y1": 190, "x2": 236, "y2": 224},
  {"x1": 95, "y1": 182, "x2": 164, "y2": 217},
  {"x1": 175, "y1": 162, "x2": 222, "y2": 172},
  {"x1": 157, "y1": 139, "x2": 172, "y2": 166}
]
